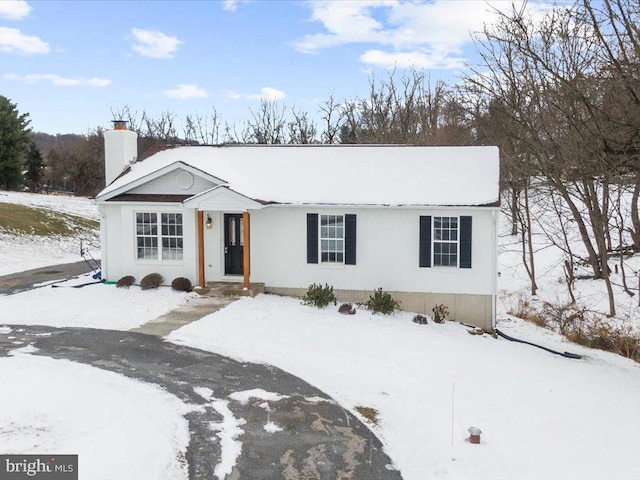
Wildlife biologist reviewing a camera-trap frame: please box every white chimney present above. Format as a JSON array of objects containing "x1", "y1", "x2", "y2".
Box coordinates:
[{"x1": 104, "y1": 120, "x2": 138, "y2": 186}]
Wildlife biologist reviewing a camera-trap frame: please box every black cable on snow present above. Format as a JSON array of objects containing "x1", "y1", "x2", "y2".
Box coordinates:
[
  {"x1": 495, "y1": 328, "x2": 582, "y2": 359},
  {"x1": 51, "y1": 279, "x2": 105, "y2": 288}
]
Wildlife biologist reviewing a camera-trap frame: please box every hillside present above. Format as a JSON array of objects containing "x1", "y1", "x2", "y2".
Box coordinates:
[{"x1": 0, "y1": 192, "x2": 99, "y2": 276}]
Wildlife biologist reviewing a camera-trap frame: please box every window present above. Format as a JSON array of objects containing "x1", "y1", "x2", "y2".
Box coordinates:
[
  {"x1": 307, "y1": 213, "x2": 356, "y2": 265},
  {"x1": 161, "y1": 213, "x2": 183, "y2": 260},
  {"x1": 320, "y1": 214, "x2": 344, "y2": 263},
  {"x1": 136, "y1": 212, "x2": 183, "y2": 261},
  {"x1": 136, "y1": 213, "x2": 158, "y2": 260},
  {"x1": 420, "y1": 215, "x2": 471, "y2": 269},
  {"x1": 433, "y1": 216, "x2": 458, "y2": 267}
]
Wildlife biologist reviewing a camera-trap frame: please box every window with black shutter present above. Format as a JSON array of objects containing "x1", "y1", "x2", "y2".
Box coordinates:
[{"x1": 307, "y1": 213, "x2": 356, "y2": 265}]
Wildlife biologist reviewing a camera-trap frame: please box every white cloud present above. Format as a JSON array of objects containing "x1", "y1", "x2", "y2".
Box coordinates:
[
  {"x1": 3, "y1": 73, "x2": 111, "y2": 87},
  {"x1": 131, "y1": 28, "x2": 182, "y2": 59},
  {"x1": 226, "y1": 87, "x2": 286, "y2": 101},
  {"x1": 162, "y1": 84, "x2": 209, "y2": 99},
  {"x1": 0, "y1": 0, "x2": 31, "y2": 20},
  {"x1": 294, "y1": 0, "x2": 557, "y2": 69},
  {"x1": 360, "y1": 49, "x2": 465, "y2": 70},
  {"x1": 0, "y1": 27, "x2": 49, "y2": 55},
  {"x1": 222, "y1": 0, "x2": 250, "y2": 12}
]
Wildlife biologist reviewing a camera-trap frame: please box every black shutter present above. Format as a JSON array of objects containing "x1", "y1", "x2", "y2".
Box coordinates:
[
  {"x1": 460, "y1": 216, "x2": 472, "y2": 269},
  {"x1": 307, "y1": 213, "x2": 318, "y2": 264},
  {"x1": 419, "y1": 216, "x2": 431, "y2": 267},
  {"x1": 345, "y1": 214, "x2": 356, "y2": 265}
]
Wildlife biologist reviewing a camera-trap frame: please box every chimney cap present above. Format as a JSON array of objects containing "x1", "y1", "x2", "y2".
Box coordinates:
[{"x1": 112, "y1": 119, "x2": 128, "y2": 130}]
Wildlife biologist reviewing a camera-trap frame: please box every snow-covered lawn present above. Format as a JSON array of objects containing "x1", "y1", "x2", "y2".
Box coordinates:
[
  {"x1": 0, "y1": 345, "x2": 193, "y2": 480},
  {"x1": 0, "y1": 274, "x2": 191, "y2": 330},
  {"x1": 0, "y1": 192, "x2": 100, "y2": 276},
  {"x1": 168, "y1": 294, "x2": 640, "y2": 480}
]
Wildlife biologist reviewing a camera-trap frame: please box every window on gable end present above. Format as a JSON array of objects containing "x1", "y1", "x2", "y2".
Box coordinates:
[{"x1": 433, "y1": 216, "x2": 458, "y2": 267}]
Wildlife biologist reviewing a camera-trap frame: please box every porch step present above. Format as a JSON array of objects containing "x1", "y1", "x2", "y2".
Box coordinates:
[{"x1": 194, "y1": 281, "x2": 265, "y2": 298}]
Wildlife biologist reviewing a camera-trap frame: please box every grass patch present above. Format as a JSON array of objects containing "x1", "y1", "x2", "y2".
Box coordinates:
[
  {"x1": 354, "y1": 406, "x2": 379, "y2": 425},
  {"x1": 0, "y1": 203, "x2": 99, "y2": 236}
]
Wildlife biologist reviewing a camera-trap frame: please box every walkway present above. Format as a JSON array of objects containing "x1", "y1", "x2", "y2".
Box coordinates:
[{"x1": 131, "y1": 295, "x2": 235, "y2": 336}]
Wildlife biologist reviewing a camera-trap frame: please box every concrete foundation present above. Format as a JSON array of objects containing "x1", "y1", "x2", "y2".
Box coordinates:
[{"x1": 265, "y1": 287, "x2": 494, "y2": 330}]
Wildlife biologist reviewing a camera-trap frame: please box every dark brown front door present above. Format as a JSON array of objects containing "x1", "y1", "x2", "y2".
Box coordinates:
[{"x1": 224, "y1": 213, "x2": 243, "y2": 275}]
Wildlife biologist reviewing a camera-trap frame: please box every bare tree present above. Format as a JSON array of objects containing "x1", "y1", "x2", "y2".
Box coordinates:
[
  {"x1": 339, "y1": 69, "x2": 473, "y2": 145},
  {"x1": 244, "y1": 100, "x2": 287, "y2": 144},
  {"x1": 287, "y1": 106, "x2": 317, "y2": 144},
  {"x1": 47, "y1": 128, "x2": 105, "y2": 196},
  {"x1": 319, "y1": 94, "x2": 343, "y2": 144},
  {"x1": 184, "y1": 108, "x2": 221, "y2": 145},
  {"x1": 467, "y1": 2, "x2": 632, "y2": 315}
]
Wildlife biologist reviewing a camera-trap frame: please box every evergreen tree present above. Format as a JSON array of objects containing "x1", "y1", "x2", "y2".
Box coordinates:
[
  {"x1": 0, "y1": 96, "x2": 31, "y2": 190},
  {"x1": 24, "y1": 141, "x2": 44, "y2": 192}
]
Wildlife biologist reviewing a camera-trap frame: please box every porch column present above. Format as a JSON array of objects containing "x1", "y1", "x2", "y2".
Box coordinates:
[
  {"x1": 197, "y1": 211, "x2": 205, "y2": 288},
  {"x1": 243, "y1": 211, "x2": 250, "y2": 289}
]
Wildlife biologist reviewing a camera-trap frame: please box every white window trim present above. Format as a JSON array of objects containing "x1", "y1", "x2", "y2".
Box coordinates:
[
  {"x1": 134, "y1": 211, "x2": 184, "y2": 263},
  {"x1": 432, "y1": 215, "x2": 459, "y2": 268},
  {"x1": 319, "y1": 214, "x2": 345, "y2": 264}
]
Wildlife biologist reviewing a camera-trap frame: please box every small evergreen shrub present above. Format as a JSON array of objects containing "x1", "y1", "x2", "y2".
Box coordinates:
[
  {"x1": 302, "y1": 283, "x2": 336, "y2": 308},
  {"x1": 171, "y1": 277, "x2": 192, "y2": 292},
  {"x1": 432, "y1": 304, "x2": 449, "y2": 323},
  {"x1": 116, "y1": 275, "x2": 135, "y2": 288},
  {"x1": 140, "y1": 273, "x2": 164, "y2": 290},
  {"x1": 366, "y1": 288, "x2": 399, "y2": 314},
  {"x1": 413, "y1": 314, "x2": 428, "y2": 325},
  {"x1": 338, "y1": 303, "x2": 356, "y2": 315}
]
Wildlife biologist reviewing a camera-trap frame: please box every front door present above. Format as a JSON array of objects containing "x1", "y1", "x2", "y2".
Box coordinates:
[{"x1": 224, "y1": 213, "x2": 244, "y2": 275}]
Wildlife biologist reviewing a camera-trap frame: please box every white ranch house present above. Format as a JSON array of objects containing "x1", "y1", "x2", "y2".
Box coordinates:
[{"x1": 95, "y1": 124, "x2": 500, "y2": 329}]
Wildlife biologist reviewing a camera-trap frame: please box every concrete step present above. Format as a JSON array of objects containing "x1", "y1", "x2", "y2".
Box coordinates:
[{"x1": 194, "y1": 281, "x2": 265, "y2": 298}]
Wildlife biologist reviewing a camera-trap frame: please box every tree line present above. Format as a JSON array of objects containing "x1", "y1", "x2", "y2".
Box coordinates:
[{"x1": 1, "y1": 0, "x2": 638, "y2": 315}]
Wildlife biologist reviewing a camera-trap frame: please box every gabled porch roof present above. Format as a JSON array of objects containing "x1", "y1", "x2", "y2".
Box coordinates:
[{"x1": 183, "y1": 185, "x2": 263, "y2": 211}]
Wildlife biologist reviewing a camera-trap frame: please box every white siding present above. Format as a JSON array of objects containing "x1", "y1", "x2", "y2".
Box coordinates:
[
  {"x1": 100, "y1": 203, "x2": 198, "y2": 285},
  {"x1": 249, "y1": 206, "x2": 496, "y2": 296},
  {"x1": 128, "y1": 169, "x2": 216, "y2": 195}
]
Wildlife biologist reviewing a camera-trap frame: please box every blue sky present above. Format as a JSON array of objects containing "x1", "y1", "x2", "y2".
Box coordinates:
[{"x1": 0, "y1": 0, "x2": 550, "y2": 135}]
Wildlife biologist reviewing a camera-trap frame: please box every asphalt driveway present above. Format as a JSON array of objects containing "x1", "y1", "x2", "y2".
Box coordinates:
[
  {"x1": 0, "y1": 325, "x2": 402, "y2": 479},
  {"x1": 0, "y1": 260, "x2": 98, "y2": 295}
]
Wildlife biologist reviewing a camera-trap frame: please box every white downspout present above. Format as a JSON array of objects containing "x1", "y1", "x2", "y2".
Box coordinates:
[
  {"x1": 98, "y1": 203, "x2": 108, "y2": 281},
  {"x1": 491, "y1": 208, "x2": 498, "y2": 329}
]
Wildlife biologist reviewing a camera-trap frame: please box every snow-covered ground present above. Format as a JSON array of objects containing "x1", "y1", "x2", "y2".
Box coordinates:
[
  {"x1": 0, "y1": 345, "x2": 193, "y2": 480},
  {"x1": 0, "y1": 192, "x2": 100, "y2": 276},
  {"x1": 168, "y1": 294, "x2": 640, "y2": 480},
  {"x1": 0, "y1": 274, "x2": 191, "y2": 329},
  {"x1": 1, "y1": 191, "x2": 640, "y2": 479}
]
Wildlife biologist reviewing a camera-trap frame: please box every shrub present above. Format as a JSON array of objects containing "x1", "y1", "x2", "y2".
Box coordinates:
[
  {"x1": 140, "y1": 273, "x2": 164, "y2": 290},
  {"x1": 366, "y1": 288, "x2": 399, "y2": 314},
  {"x1": 338, "y1": 303, "x2": 356, "y2": 315},
  {"x1": 116, "y1": 275, "x2": 135, "y2": 288},
  {"x1": 302, "y1": 283, "x2": 336, "y2": 308},
  {"x1": 507, "y1": 294, "x2": 546, "y2": 327},
  {"x1": 432, "y1": 304, "x2": 449, "y2": 323},
  {"x1": 413, "y1": 314, "x2": 428, "y2": 325},
  {"x1": 171, "y1": 277, "x2": 192, "y2": 292},
  {"x1": 542, "y1": 302, "x2": 591, "y2": 336}
]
